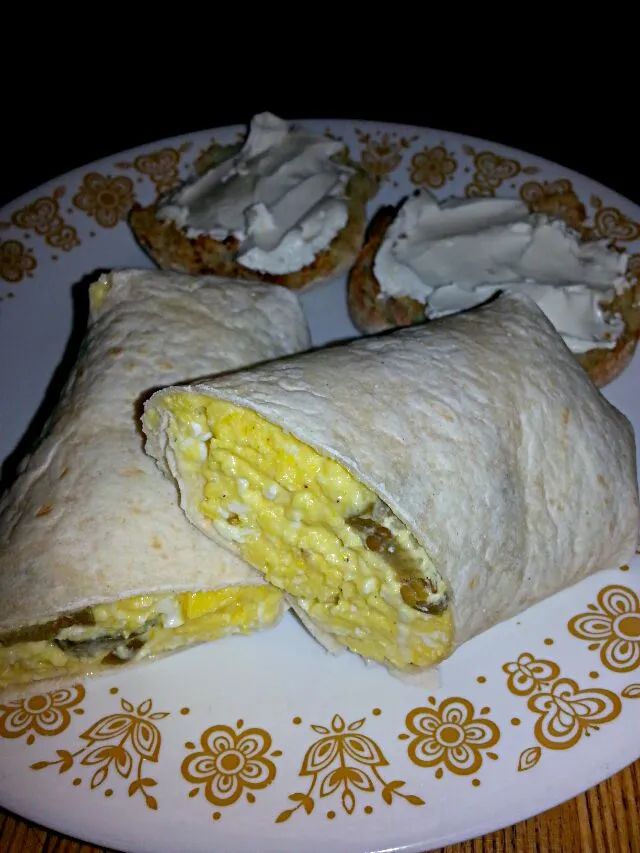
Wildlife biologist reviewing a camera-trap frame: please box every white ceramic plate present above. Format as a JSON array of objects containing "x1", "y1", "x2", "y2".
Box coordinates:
[{"x1": 1, "y1": 119, "x2": 639, "y2": 853}]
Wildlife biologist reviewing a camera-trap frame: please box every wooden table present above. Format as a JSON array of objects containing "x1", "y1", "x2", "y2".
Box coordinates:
[{"x1": 1, "y1": 759, "x2": 638, "y2": 853}]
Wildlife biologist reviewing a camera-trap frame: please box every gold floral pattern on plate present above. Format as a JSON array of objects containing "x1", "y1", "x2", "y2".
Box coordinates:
[
  {"x1": 409, "y1": 146, "x2": 458, "y2": 190},
  {"x1": 587, "y1": 196, "x2": 640, "y2": 244},
  {"x1": 504, "y1": 652, "x2": 561, "y2": 696},
  {"x1": 0, "y1": 238, "x2": 37, "y2": 283},
  {"x1": 354, "y1": 128, "x2": 418, "y2": 184},
  {"x1": 182, "y1": 719, "x2": 281, "y2": 820},
  {"x1": 276, "y1": 714, "x2": 424, "y2": 823},
  {"x1": 568, "y1": 585, "x2": 640, "y2": 673},
  {"x1": 519, "y1": 178, "x2": 587, "y2": 233},
  {"x1": 73, "y1": 173, "x2": 135, "y2": 228},
  {"x1": 0, "y1": 686, "x2": 85, "y2": 744},
  {"x1": 9, "y1": 187, "x2": 80, "y2": 252},
  {"x1": 399, "y1": 696, "x2": 499, "y2": 781},
  {"x1": 31, "y1": 696, "x2": 169, "y2": 809},
  {"x1": 503, "y1": 652, "x2": 622, "y2": 772},
  {"x1": 116, "y1": 143, "x2": 193, "y2": 193},
  {"x1": 462, "y1": 145, "x2": 540, "y2": 198}
]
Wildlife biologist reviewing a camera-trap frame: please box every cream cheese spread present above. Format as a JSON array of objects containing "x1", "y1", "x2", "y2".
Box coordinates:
[
  {"x1": 157, "y1": 112, "x2": 353, "y2": 275},
  {"x1": 373, "y1": 190, "x2": 629, "y2": 353}
]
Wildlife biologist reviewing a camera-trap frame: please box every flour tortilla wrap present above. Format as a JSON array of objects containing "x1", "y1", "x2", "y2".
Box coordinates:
[
  {"x1": 0, "y1": 269, "x2": 311, "y2": 700},
  {"x1": 143, "y1": 292, "x2": 640, "y2": 681}
]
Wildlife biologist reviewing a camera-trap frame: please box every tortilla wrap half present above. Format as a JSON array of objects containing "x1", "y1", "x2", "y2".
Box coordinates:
[
  {"x1": 142, "y1": 292, "x2": 640, "y2": 682},
  {"x1": 0, "y1": 269, "x2": 311, "y2": 700}
]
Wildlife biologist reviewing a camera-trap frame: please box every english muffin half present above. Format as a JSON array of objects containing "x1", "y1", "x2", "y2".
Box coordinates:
[
  {"x1": 347, "y1": 194, "x2": 639, "y2": 388},
  {"x1": 129, "y1": 113, "x2": 378, "y2": 292}
]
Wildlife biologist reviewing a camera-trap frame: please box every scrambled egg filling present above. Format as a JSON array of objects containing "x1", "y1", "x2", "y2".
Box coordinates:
[
  {"x1": 0, "y1": 586, "x2": 283, "y2": 689},
  {"x1": 161, "y1": 394, "x2": 454, "y2": 671}
]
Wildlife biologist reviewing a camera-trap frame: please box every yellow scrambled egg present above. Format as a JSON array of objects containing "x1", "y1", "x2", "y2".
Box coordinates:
[
  {"x1": 0, "y1": 585, "x2": 283, "y2": 690},
  {"x1": 159, "y1": 394, "x2": 454, "y2": 672}
]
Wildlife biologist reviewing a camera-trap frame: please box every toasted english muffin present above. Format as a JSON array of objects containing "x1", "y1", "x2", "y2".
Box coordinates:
[
  {"x1": 129, "y1": 139, "x2": 378, "y2": 293},
  {"x1": 347, "y1": 203, "x2": 640, "y2": 388}
]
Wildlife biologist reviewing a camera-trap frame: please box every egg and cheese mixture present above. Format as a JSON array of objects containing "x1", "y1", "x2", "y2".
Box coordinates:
[
  {"x1": 0, "y1": 585, "x2": 283, "y2": 690},
  {"x1": 159, "y1": 394, "x2": 454, "y2": 671}
]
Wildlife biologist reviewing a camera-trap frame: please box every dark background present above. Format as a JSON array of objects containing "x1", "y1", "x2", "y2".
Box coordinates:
[{"x1": 4, "y1": 93, "x2": 640, "y2": 209}]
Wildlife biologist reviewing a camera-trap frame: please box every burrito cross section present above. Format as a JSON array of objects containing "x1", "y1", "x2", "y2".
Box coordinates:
[
  {"x1": 0, "y1": 268, "x2": 312, "y2": 698},
  {"x1": 150, "y1": 394, "x2": 453, "y2": 669},
  {"x1": 143, "y1": 292, "x2": 639, "y2": 680},
  {"x1": 0, "y1": 587, "x2": 283, "y2": 690}
]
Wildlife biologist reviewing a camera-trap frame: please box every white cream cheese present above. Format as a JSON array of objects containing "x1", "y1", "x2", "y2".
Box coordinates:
[
  {"x1": 373, "y1": 190, "x2": 629, "y2": 354},
  {"x1": 157, "y1": 112, "x2": 353, "y2": 275}
]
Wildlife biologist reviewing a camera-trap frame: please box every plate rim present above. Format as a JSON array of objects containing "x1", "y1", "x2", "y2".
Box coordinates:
[{"x1": 2, "y1": 116, "x2": 639, "y2": 218}]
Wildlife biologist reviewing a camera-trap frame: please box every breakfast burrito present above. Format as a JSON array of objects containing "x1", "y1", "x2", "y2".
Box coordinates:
[
  {"x1": 0, "y1": 269, "x2": 311, "y2": 699},
  {"x1": 142, "y1": 292, "x2": 640, "y2": 680}
]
